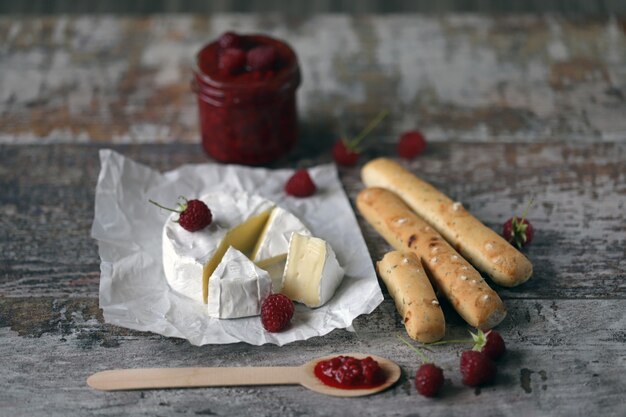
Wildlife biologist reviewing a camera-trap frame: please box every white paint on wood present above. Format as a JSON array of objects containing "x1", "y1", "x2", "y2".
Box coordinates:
[{"x1": 1, "y1": 15, "x2": 624, "y2": 144}]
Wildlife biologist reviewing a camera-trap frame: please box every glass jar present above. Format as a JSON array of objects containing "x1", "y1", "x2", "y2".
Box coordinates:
[{"x1": 193, "y1": 35, "x2": 301, "y2": 165}]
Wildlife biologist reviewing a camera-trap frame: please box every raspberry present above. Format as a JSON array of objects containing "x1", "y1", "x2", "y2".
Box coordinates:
[
  {"x1": 397, "y1": 334, "x2": 444, "y2": 397},
  {"x1": 284, "y1": 169, "x2": 316, "y2": 198},
  {"x1": 178, "y1": 199, "x2": 213, "y2": 232},
  {"x1": 332, "y1": 139, "x2": 360, "y2": 166},
  {"x1": 397, "y1": 130, "x2": 427, "y2": 159},
  {"x1": 149, "y1": 197, "x2": 212, "y2": 232},
  {"x1": 332, "y1": 110, "x2": 388, "y2": 167},
  {"x1": 460, "y1": 351, "x2": 496, "y2": 386},
  {"x1": 503, "y1": 198, "x2": 534, "y2": 249},
  {"x1": 247, "y1": 45, "x2": 278, "y2": 71},
  {"x1": 415, "y1": 363, "x2": 444, "y2": 397},
  {"x1": 218, "y1": 31, "x2": 243, "y2": 49},
  {"x1": 503, "y1": 217, "x2": 534, "y2": 249},
  {"x1": 218, "y1": 48, "x2": 247, "y2": 75},
  {"x1": 481, "y1": 330, "x2": 506, "y2": 360},
  {"x1": 261, "y1": 294, "x2": 294, "y2": 332}
]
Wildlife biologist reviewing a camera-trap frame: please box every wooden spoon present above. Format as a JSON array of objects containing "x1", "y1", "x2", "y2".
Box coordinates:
[{"x1": 87, "y1": 353, "x2": 401, "y2": 397}]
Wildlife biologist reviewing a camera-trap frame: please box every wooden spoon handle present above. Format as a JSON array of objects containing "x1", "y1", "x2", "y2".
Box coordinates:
[{"x1": 87, "y1": 366, "x2": 303, "y2": 391}]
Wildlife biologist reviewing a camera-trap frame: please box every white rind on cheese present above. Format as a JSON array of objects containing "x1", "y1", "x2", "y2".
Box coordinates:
[
  {"x1": 252, "y1": 206, "x2": 310, "y2": 263},
  {"x1": 206, "y1": 246, "x2": 272, "y2": 319},
  {"x1": 252, "y1": 206, "x2": 310, "y2": 292},
  {"x1": 281, "y1": 233, "x2": 345, "y2": 308},
  {"x1": 162, "y1": 192, "x2": 273, "y2": 302}
]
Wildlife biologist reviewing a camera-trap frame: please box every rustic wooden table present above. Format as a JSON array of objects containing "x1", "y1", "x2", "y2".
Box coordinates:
[{"x1": 1, "y1": 15, "x2": 625, "y2": 417}]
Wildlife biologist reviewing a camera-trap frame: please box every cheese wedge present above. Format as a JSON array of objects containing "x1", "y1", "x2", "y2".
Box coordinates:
[
  {"x1": 200, "y1": 208, "x2": 272, "y2": 303},
  {"x1": 281, "y1": 233, "x2": 345, "y2": 308},
  {"x1": 251, "y1": 206, "x2": 310, "y2": 292},
  {"x1": 206, "y1": 246, "x2": 272, "y2": 319}
]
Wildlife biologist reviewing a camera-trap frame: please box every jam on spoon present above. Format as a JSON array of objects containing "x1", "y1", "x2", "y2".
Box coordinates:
[{"x1": 314, "y1": 355, "x2": 385, "y2": 389}]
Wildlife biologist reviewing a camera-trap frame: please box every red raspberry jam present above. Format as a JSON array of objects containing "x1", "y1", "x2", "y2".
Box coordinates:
[
  {"x1": 314, "y1": 356, "x2": 385, "y2": 389},
  {"x1": 193, "y1": 33, "x2": 301, "y2": 165}
]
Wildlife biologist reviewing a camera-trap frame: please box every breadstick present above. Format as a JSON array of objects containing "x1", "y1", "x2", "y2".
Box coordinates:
[
  {"x1": 361, "y1": 158, "x2": 532, "y2": 287},
  {"x1": 377, "y1": 251, "x2": 445, "y2": 342},
  {"x1": 357, "y1": 187, "x2": 506, "y2": 329}
]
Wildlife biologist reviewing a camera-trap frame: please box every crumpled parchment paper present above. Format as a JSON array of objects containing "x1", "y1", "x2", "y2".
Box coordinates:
[{"x1": 91, "y1": 149, "x2": 383, "y2": 346}]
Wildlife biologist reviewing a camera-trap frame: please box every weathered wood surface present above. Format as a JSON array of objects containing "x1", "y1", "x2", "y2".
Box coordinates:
[
  {"x1": 1, "y1": 12, "x2": 625, "y2": 417},
  {"x1": 1, "y1": 143, "x2": 625, "y2": 416},
  {"x1": 1, "y1": 299, "x2": 625, "y2": 417},
  {"x1": 1, "y1": 15, "x2": 626, "y2": 145}
]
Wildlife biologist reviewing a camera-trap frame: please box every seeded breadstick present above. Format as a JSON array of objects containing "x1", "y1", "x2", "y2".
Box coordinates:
[
  {"x1": 377, "y1": 251, "x2": 445, "y2": 342},
  {"x1": 358, "y1": 187, "x2": 506, "y2": 329},
  {"x1": 361, "y1": 158, "x2": 532, "y2": 287}
]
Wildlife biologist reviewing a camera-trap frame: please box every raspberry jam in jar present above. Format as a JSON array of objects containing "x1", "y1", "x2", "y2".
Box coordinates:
[
  {"x1": 193, "y1": 32, "x2": 301, "y2": 165},
  {"x1": 314, "y1": 355, "x2": 385, "y2": 389}
]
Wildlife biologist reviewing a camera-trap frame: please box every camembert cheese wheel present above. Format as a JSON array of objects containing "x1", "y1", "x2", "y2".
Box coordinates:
[{"x1": 162, "y1": 192, "x2": 274, "y2": 304}]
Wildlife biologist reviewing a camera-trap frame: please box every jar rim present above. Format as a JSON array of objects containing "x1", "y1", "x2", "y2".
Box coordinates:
[{"x1": 193, "y1": 34, "x2": 301, "y2": 93}]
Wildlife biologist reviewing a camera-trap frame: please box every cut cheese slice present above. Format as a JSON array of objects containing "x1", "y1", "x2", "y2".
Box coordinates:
[
  {"x1": 201, "y1": 208, "x2": 272, "y2": 303},
  {"x1": 251, "y1": 206, "x2": 310, "y2": 292},
  {"x1": 281, "y1": 233, "x2": 345, "y2": 308},
  {"x1": 207, "y1": 246, "x2": 272, "y2": 319}
]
